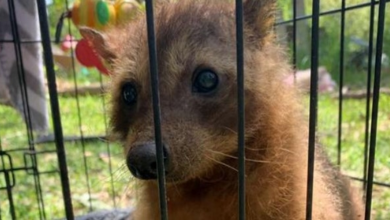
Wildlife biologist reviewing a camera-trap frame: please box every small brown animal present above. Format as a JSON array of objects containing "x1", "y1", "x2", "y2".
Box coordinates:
[{"x1": 80, "y1": 0, "x2": 364, "y2": 219}]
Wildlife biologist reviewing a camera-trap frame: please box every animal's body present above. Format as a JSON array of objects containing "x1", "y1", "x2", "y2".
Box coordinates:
[{"x1": 80, "y1": 0, "x2": 364, "y2": 219}]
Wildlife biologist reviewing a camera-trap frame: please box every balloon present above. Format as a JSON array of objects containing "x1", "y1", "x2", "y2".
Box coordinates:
[
  {"x1": 75, "y1": 38, "x2": 109, "y2": 75},
  {"x1": 71, "y1": 0, "x2": 116, "y2": 30}
]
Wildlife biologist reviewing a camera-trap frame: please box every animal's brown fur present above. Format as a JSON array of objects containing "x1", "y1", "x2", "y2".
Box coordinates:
[{"x1": 80, "y1": 0, "x2": 364, "y2": 219}]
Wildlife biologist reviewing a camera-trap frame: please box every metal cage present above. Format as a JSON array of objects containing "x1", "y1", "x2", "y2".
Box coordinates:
[{"x1": 0, "y1": 0, "x2": 389, "y2": 219}]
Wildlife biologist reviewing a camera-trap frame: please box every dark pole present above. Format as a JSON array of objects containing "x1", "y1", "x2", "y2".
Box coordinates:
[{"x1": 35, "y1": 0, "x2": 74, "y2": 219}]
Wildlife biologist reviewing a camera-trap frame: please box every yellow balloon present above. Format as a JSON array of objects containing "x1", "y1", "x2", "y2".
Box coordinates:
[{"x1": 114, "y1": 0, "x2": 140, "y2": 24}]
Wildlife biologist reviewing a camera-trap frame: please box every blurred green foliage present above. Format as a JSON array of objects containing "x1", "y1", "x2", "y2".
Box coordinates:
[{"x1": 279, "y1": 0, "x2": 390, "y2": 89}]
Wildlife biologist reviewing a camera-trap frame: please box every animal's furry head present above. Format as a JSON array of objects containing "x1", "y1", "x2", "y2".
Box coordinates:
[{"x1": 81, "y1": 0, "x2": 294, "y2": 183}]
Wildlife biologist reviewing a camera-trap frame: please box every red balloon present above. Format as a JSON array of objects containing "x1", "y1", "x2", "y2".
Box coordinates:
[{"x1": 75, "y1": 38, "x2": 109, "y2": 75}]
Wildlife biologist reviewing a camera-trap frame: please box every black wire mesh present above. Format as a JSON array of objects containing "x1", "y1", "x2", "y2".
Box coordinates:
[
  {"x1": 36, "y1": 0, "x2": 74, "y2": 218},
  {"x1": 364, "y1": 0, "x2": 387, "y2": 219},
  {"x1": 337, "y1": 0, "x2": 346, "y2": 168},
  {"x1": 0, "y1": 0, "x2": 389, "y2": 220},
  {"x1": 1, "y1": 0, "x2": 123, "y2": 219},
  {"x1": 144, "y1": 0, "x2": 168, "y2": 219},
  {"x1": 304, "y1": 0, "x2": 320, "y2": 218},
  {"x1": 363, "y1": 0, "x2": 376, "y2": 192},
  {"x1": 235, "y1": 0, "x2": 246, "y2": 219}
]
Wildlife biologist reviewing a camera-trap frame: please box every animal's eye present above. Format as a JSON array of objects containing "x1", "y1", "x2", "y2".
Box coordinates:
[
  {"x1": 192, "y1": 69, "x2": 219, "y2": 94},
  {"x1": 122, "y1": 83, "x2": 137, "y2": 105}
]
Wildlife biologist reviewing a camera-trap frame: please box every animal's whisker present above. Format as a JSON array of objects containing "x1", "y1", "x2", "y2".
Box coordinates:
[
  {"x1": 274, "y1": 147, "x2": 299, "y2": 157},
  {"x1": 205, "y1": 148, "x2": 238, "y2": 159},
  {"x1": 244, "y1": 147, "x2": 263, "y2": 151},
  {"x1": 244, "y1": 158, "x2": 273, "y2": 163},
  {"x1": 205, "y1": 148, "x2": 274, "y2": 164},
  {"x1": 204, "y1": 154, "x2": 238, "y2": 173},
  {"x1": 221, "y1": 126, "x2": 237, "y2": 135}
]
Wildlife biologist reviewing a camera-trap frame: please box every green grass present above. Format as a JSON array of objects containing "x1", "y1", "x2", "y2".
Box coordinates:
[
  {"x1": 0, "y1": 93, "x2": 134, "y2": 219},
  {"x1": 316, "y1": 93, "x2": 390, "y2": 219}
]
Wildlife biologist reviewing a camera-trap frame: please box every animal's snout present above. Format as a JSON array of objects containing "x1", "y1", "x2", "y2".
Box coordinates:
[{"x1": 126, "y1": 142, "x2": 170, "y2": 180}]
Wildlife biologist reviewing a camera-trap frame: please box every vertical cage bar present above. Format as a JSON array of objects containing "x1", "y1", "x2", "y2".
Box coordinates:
[
  {"x1": 292, "y1": 0, "x2": 297, "y2": 82},
  {"x1": 4, "y1": 171, "x2": 16, "y2": 220},
  {"x1": 36, "y1": 0, "x2": 75, "y2": 219},
  {"x1": 364, "y1": 0, "x2": 386, "y2": 219},
  {"x1": 144, "y1": 1, "x2": 168, "y2": 219},
  {"x1": 6, "y1": 1, "x2": 46, "y2": 219},
  {"x1": 363, "y1": 0, "x2": 376, "y2": 191},
  {"x1": 235, "y1": 0, "x2": 245, "y2": 219},
  {"x1": 1, "y1": 141, "x2": 15, "y2": 220},
  {"x1": 6, "y1": 0, "x2": 35, "y2": 144},
  {"x1": 305, "y1": 0, "x2": 320, "y2": 219},
  {"x1": 337, "y1": 0, "x2": 346, "y2": 167}
]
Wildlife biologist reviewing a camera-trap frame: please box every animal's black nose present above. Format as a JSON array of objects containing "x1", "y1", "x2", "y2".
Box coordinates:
[{"x1": 126, "y1": 142, "x2": 169, "y2": 180}]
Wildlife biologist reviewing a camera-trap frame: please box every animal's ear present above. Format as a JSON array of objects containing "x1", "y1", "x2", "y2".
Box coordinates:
[
  {"x1": 243, "y1": 0, "x2": 277, "y2": 43},
  {"x1": 79, "y1": 27, "x2": 116, "y2": 63}
]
